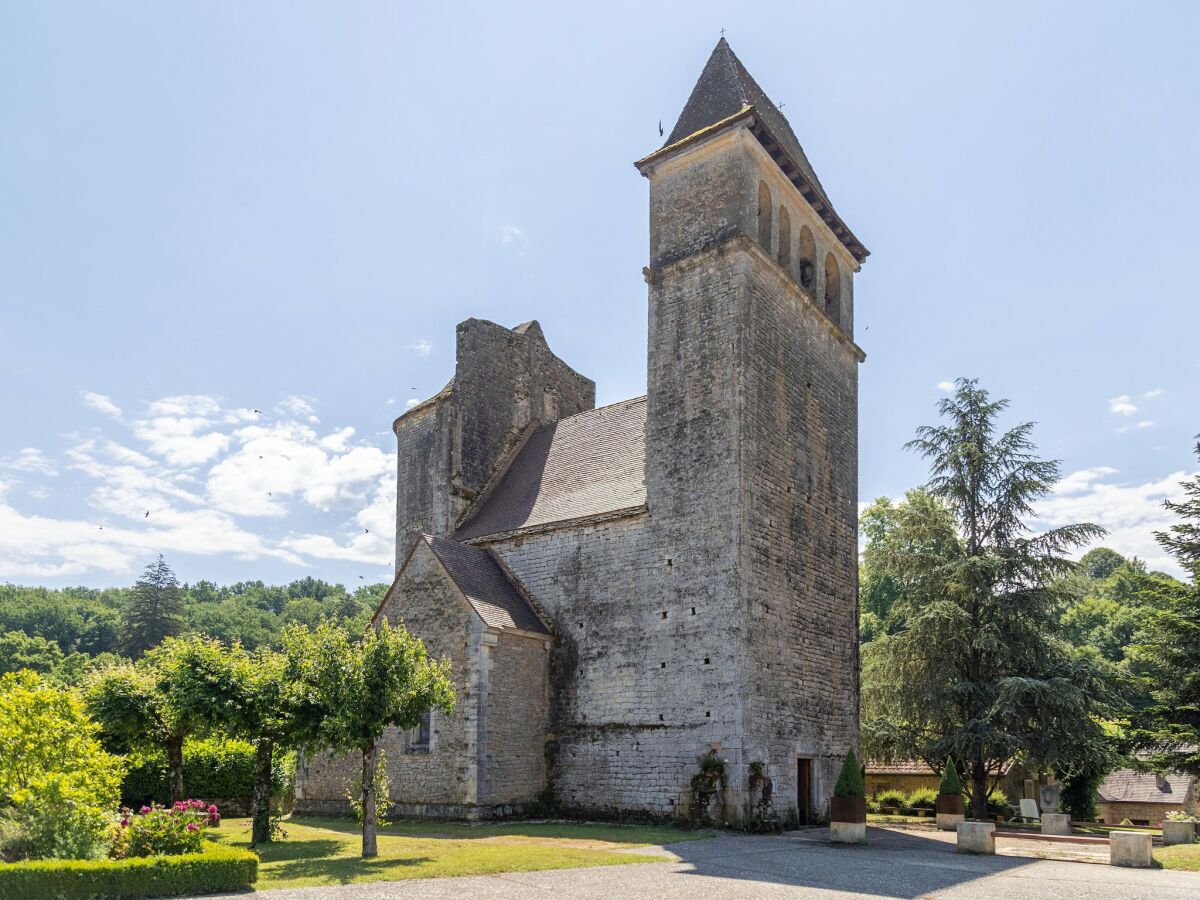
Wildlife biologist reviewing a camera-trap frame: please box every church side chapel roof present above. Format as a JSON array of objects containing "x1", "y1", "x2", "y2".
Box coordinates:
[
  {"x1": 455, "y1": 396, "x2": 648, "y2": 541},
  {"x1": 420, "y1": 535, "x2": 549, "y2": 635},
  {"x1": 649, "y1": 38, "x2": 868, "y2": 263}
]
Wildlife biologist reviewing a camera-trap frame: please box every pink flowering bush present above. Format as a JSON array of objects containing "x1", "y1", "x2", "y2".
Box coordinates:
[{"x1": 109, "y1": 800, "x2": 220, "y2": 859}]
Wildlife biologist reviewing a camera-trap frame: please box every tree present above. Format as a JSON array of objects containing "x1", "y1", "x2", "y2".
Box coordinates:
[
  {"x1": 293, "y1": 619, "x2": 454, "y2": 857},
  {"x1": 0, "y1": 671, "x2": 125, "y2": 859},
  {"x1": 121, "y1": 555, "x2": 185, "y2": 657},
  {"x1": 0, "y1": 629, "x2": 64, "y2": 676},
  {"x1": 861, "y1": 379, "x2": 1118, "y2": 819},
  {"x1": 1078, "y1": 547, "x2": 1127, "y2": 581},
  {"x1": 1129, "y1": 437, "x2": 1200, "y2": 779},
  {"x1": 84, "y1": 641, "x2": 208, "y2": 802},
  {"x1": 164, "y1": 634, "x2": 319, "y2": 844}
]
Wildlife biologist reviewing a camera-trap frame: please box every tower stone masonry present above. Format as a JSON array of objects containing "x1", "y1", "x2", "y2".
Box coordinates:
[{"x1": 295, "y1": 37, "x2": 868, "y2": 825}]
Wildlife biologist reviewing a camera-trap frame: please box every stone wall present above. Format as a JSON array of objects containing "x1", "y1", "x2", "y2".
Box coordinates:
[
  {"x1": 478, "y1": 630, "x2": 551, "y2": 806},
  {"x1": 1098, "y1": 802, "x2": 1186, "y2": 826},
  {"x1": 489, "y1": 512, "x2": 736, "y2": 820},
  {"x1": 738, "y1": 236, "x2": 861, "y2": 820},
  {"x1": 392, "y1": 319, "x2": 594, "y2": 566}
]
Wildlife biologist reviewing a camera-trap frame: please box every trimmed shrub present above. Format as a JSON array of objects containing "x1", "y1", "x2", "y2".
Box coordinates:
[
  {"x1": 121, "y1": 737, "x2": 291, "y2": 807},
  {"x1": 874, "y1": 789, "x2": 908, "y2": 810},
  {"x1": 906, "y1": 788, "x2": 936, "y2": 810},
  {"x1": 0, "y1": 839, "x2": 256, "y2": 899},
  {"x1": 938, "y1": 757, "x2": 962, "y2": 795},
  {"x1": 833, "y1": 750, "x2": 864, "y2": 799}
]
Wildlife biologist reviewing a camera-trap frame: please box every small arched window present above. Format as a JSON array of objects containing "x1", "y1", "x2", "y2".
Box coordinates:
[
  {"x1": 797, "y1": 227, "x2": 816, "y2": 289},
  {"x1": 824, "y1": 253, "x2": 842, "y2": 324},
  {"x1": 757, "y1": 181, "x2": 772, "y2": 251},
  {"x1": 777, "y1": 206, "x2": 791, "y2": 269}
]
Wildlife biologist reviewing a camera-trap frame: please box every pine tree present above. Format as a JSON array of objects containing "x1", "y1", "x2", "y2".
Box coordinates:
[
  {"x1": 1130, "y1": 437, "x2": 1200, "y2": 779},
  {"x1": 861, "y1": 379, "x2": 1117, "y2": 820},
  {"x1": 120, "y1": 555, "x2": 185, "y2": 657}
]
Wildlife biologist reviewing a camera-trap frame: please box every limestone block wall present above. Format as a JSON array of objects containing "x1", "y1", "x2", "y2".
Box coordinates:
[
  {"x1": 392, "y1": 319, "x2": 594, "y2": 567},
  {"x1": 737, "y1": 239, "x2": 861, "y2": 819},
  {"x1": 394, "y1": 399, "x2": 453, "y2": 564},
  {"x1": 478, "y1": 630, "x2": 551, "y2": 806},
  {"x1": 490, "y1": 512, "x2": 741, "y2": 820},
  {"x1": 451, "y1": 318, "x2": 595, "y2": 504}
]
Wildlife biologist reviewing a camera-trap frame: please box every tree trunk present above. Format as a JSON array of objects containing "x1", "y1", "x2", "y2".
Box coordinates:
[
  {"x1": 361, "y1": 743, "x2": 378, "y2": 858},
  {"x1": 251, "y1": 739, "x2": 273, "y2": 846},
  {"x1": 167, "y1": 734, "x2": 185, "y2": 802},
  {"x1": 971, "y1": 755, "x2": 988, "y2": 821}
]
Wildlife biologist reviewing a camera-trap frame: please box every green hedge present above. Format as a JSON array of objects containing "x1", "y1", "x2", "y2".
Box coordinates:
[
  {"x1": 122, "y1": 737, "x2": 292, "y2": 807},
  {"x1": 0, "y1": 840, "x2": 256, "y2": 899}
]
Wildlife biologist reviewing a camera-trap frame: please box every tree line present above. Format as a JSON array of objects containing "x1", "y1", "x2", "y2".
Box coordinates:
[
  {"x1": 858, "y1": 378, "x2": 1200, "y2": 820},
  {"x1": 0, "y1": 571, "x2": 388, "y2": 681}
]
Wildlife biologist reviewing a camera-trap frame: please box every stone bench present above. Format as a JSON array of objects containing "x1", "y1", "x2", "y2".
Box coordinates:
[
  {"x1": 1109, "y1": 830, "x2": 1152, "y2": 868},
  {"x1": 995, "y1": 830, "x2": 1108, "y2": 845},
  {"x1": 956, "y1": 821, "x2": 995, "y2": 854}
]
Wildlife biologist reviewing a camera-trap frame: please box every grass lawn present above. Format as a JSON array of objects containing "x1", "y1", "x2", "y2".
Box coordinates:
[
  {"x1": 1155, "y1": 841, "x2": 1200, "y2": 872},
  {"x1": 210, "y1": 816, "x2": 708, "y2": 890}
]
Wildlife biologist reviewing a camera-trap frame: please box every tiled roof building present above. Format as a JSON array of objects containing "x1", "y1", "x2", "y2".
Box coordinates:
[{"x1": 296, "y1": 39, "x2": 868, "y2": 822}]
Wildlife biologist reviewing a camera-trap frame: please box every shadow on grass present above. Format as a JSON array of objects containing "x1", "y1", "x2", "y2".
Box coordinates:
[
  {"x1": 249, "y1": 839, "x2": 346, "y2": 863},
  {"x1": 293, "y1": 815, "x2": 706, "y2": 845},
  {"x1": 268, "y1": 853, "x2": 435, "y2": 885}
]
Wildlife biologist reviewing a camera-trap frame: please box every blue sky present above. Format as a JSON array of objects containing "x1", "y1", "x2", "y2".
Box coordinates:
[{"x1": 1, "y1": 1, "x2": 1197, "y2": 586}]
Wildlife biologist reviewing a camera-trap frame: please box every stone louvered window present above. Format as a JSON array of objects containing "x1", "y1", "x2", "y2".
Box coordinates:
[
  {"x1": 824, "y1": 252, "x2": 841, "y2": 324},
  {"x1": 757, "y1": 181, "x2": 772, "y2": 250}
]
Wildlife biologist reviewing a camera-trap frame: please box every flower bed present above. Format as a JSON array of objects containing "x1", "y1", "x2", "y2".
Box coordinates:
[{"x1": 0, "y1": 839, "x2": 257, "y2": 899}]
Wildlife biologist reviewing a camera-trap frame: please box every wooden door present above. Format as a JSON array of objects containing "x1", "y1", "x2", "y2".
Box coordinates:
[{"x1": 797, "y1": 758, "x2": 813, "y2": 826}]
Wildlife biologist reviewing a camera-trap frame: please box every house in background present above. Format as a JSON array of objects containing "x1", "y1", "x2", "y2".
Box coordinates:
[{"x1": 1097, "y1": 769, "x2": 1199, "y2": 826}]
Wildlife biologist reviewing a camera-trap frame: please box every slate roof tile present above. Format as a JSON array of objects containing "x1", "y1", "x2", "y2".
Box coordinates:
[
  {"x1": 1098, "y1": 769, "x2": 1194, "y2": 804},
  {"x1": 454, "y1": 396, "x2": 647, "y2": 540},
  {"x1": 421, "y1": 535, "x2": 549, "y2": 635}
]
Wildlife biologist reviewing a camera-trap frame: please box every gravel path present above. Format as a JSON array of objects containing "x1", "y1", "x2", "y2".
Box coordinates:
[{"x1": 204, "y1": 825, "x2": 1200, "y2": 899}]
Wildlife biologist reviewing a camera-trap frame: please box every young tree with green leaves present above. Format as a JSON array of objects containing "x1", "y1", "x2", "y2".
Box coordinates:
[
  {"x1": 293, "y1": 618, "x2": 454, "y2": 858},
  {"x1": 120, "y1": 555, "x2": 185, "y2": 657},
  {"x1": 861, "y1": 379, "x2": 1121, "y2": 819},
  {"x1": 1129, "y1": 437, "x2": 1200, "y2": 779},
  {"x1": 162, "y1": 633, "x2": 323, "y2": 845},
  {"x1": 84, "y1": 637, "x2": 215, "y2": 801}
]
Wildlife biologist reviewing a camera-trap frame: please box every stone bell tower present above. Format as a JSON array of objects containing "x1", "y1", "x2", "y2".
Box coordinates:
[{"x1": 635, "y1": 38, "x2": 868, "y2": 822}]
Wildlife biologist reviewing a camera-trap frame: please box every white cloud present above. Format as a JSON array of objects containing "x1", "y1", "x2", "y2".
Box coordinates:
[
  {"x1": 405, "y1": 398, "x2": 421, "y2": 410},
  {"x1": 281, "y1": 475, "x2": 395, "y2": 566},
  {"x1": 936, "y1": 381, "x2": 955, "y2": 392},
  {"x1": 1143, "y1": 388, "x2": 1163, "y2": 399},
  {"x1": 1109, "y1": 395, "x2": 1137, "y2": 416},
  {"x1": 278, "y1": 395, "x2": 319, "y2": 423},
  {"x1": 1036, "y1": 467, "x2": 1198, "y2": 577},
  {"x1": 0, "y1": 391, "x2": 397, "y2": 581},
  {"x1": 1136, "y1": 420, "x2": 1155, "y2": 429},
  {"x1": 498, "y1": 224, "x2": 529, "y2": 253},
  {"x1": 132, "y1": 394, "x2": 230, "y2": 466},
  {"x1": 1, "y1": 448, "x2": 58, "y2": 477},
  {"x1": 407, "y1": 339, "x2": 432, "y2": 360},
  {"x1": 81, "y1": 391, "x2": 123, "y2": 419}
]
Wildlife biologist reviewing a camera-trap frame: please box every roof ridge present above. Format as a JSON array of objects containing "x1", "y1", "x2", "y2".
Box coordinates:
[{"x1": 553, "y1": 394, "x2": 647, "y2": 425}]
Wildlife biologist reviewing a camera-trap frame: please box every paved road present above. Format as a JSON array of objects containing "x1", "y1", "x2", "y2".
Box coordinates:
[{"x1": 218, "y1": 826, "x2": 1200, "y2": 899}]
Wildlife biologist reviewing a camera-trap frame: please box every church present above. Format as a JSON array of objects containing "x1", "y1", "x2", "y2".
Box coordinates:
[{"x1": 295, "y1": 38, "x2": 867, "y2": 824}]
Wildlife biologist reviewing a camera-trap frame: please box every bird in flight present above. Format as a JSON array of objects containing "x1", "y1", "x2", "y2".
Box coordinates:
[
  {"x1": 144, "y1": 510, "x2": 150, "y2": 518},
  {"x1": 364, "y1": 528, "x2": 370, "y2": 534},
  {"x1": 658, "y1": 119, "x2": 663, "y2": 137},
  {"x1": 253, "y1": 409, "x2": 262, "y2": 414}
]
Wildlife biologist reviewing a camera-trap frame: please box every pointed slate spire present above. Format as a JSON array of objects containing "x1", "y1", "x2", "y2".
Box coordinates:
[{"x1": 664, "y1": 38, "x2": 832, "y2": 212}]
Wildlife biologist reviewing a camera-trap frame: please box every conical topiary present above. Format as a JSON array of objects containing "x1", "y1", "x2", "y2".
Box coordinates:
[
  {"x1": 939, "y1": 757, "x2": 963, "y2": 795},
  {"x1": 834, "y1": 749, "x2": 865, "y2": 799}
]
